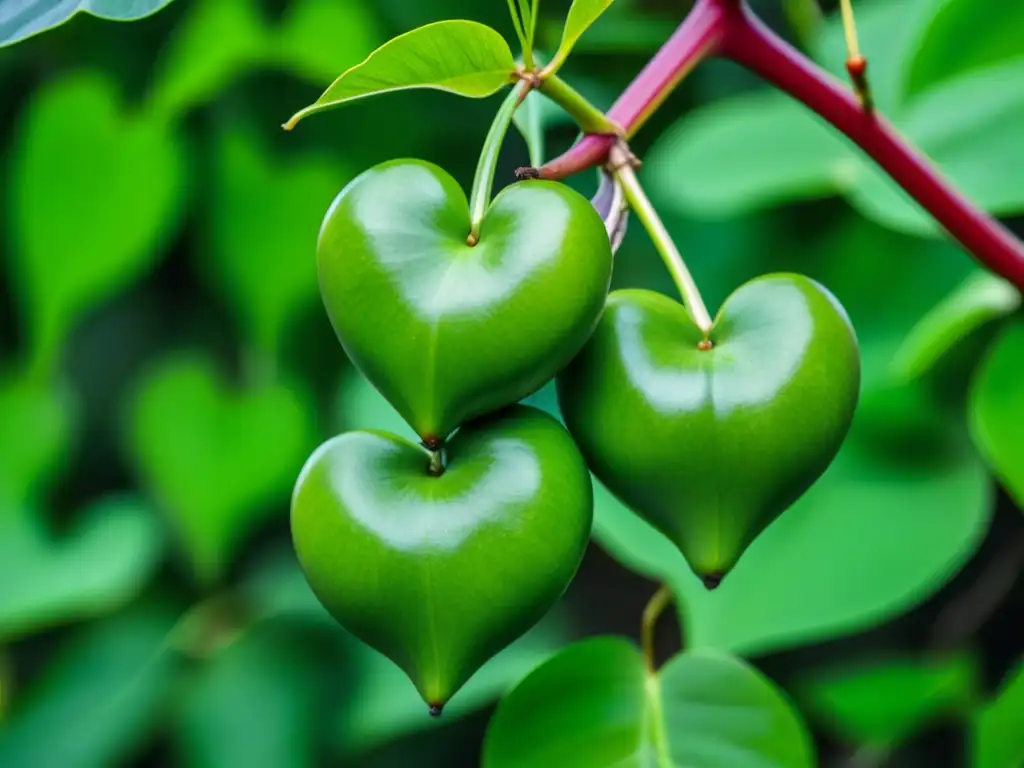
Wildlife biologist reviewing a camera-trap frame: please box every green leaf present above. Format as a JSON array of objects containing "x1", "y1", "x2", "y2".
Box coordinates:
[
  {"x1": 283, "y1": 20, "x2": 517, "y2": 129},
  {"x1": 176, "y1": 625, "x2": 320, "y2": 768},
  {"x1": 483, "y1": 637, "x2": 815, "y2": 767},
  {"x1": 972, "y1": 662, "x2": 1024, "y2": 768},
  {"x1": 0, "y1": 602, "x2": 178, "y2": 768},
  {"x1": 847, "y1": 58, "x2": 1024, "y2": 236},
  {"x1": 0, "y1": 0, "x2": 175, "y2": 48},
  {"x1": 796, "y1": 652, "x2": 978, "y2": 746},
  {"x1": 644, "y1": 89, "x2": 858, "y2": 218},
  {"x1": 8, "y1": 71, "x2": 184, "y2": 375},
  {"x1": 274, "y1": 0, "x2": 383, "y2": 85},
  {"x1": 127, "y1": 353, "x2": 316, "y2": 583},
  {"x1": 0, "y1": 372, "x2": 75, "y2": 505},
  {"x1": 145, "y1": 0, "x2": 268, "y2": 122},
  {"x1": 905, "y1": 0, "x2": 1024, "y2": 97},
  {"x1": 203, "y1": 127, "x2": 351, "y2": 357},
  {"x1": 892, "y1": 270, "x2": 1020, "y2": 382},
  {"x1": 551, "y1": 0, "x2": 616, "y2": 70},
  {"x1": 969, "y1": 320, "x2": 1024, "y2": 509},
  {"x1": 592, "y1": 370, "x2": 992, "y2": 654},
  {"x1": 0, "y1": 497, "x2": 163, "y2": 641}
]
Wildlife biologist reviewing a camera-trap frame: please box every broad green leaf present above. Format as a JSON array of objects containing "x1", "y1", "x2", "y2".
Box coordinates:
[
  {"x1": 973, "y1": 662, "x2": 1024, "y2": 768},
  {"x1": 176, "y1": 625, "x2": 320, "y2": 768},
  {"x1": 969, "y1": 320, "x2": 1024, "y2": 509},
  {"x1": 483, "y1": 637, "x2": 814, "y2": 767},
  {"x1": 0, "y1": 497, "x2": 163, "y2": 640},
  {"x1": 8, "y1": 72, "x2": 184, "y2": 375},
  {"x1": 275, "y1": 0, "x2": 382, "y2": 85},
  {"x1": 892, "y1": 270, "x2": 1020, "y2": 381},
  {"x1": 203, "y1": 127, "x2": 350, "y2": 357},
  {"x1": 847, "y1": 58, "x2": 1024, "y2": 236},
  {"x1": 145, "y1": 0, "x2": 267, "y2": 122},
  {"x1": 0, "y1": 0, "x2": 174, "y2": 48},
  {"x1": 796, "y1": 652, "x2": 978, "y2": 746},
  {"x1": 550, "y1": 0, "x2": 616, "y2": 70},
  {"x1": 0, "y1": 603, "x2": 178, "y2": 768},
  {"x1": 0, "y1": 372, "x2": 75, "y2": 504},
  {"x1": 283, "y1": 20, "x2": 517, "y2": 129},
  {"x1": 644, "y1": 89, "x2": 858, "y2": 218},
  {"x1": 127, "y1": 353, "x2": 316, "y2": 583},
  {"x1": 591, "y1": 368, "x2": 992, "y2": 654},
  {"x1": 905, "y1": 0, "x2": 1024, "y2": 97}
]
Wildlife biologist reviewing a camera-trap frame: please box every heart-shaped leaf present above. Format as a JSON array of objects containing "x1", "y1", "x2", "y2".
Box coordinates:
[
  {"x1": 0, "y1": 372, "x2": 75, "y2": 505},
  {"x1": 549, "y1": 0, "x2": 616, "y2": 71},
  {"x1": 972, "y1": 662, "x2": 1024, "y2": 768},
  {"x1": 283, "y1": 20, "x2": 517, "y2": 129},
  {"x1": 0, "y1": 602, "x2": 178, "y2": 768},
  {"x1": 291, "y1": 405, "x2": 593, "y2": 711},
  {"x1": 0, "y1": 497, "x2": 163, "y2": 641},
  {"x1": 8, "y1": 71, "x2": 184, "y2": 374},
  {"x1": 795, "y1": 652, "x2": 979, "y2": 746},
  {"x1": 0, "y1": 0, "x2": 175, "y2": 48},
  {"x1": 483, "y1": 637, "x2": 815, "y2": 767},
  {"x1": 969, "y1": 320, "x2": 1024, "y2": 509},
  {"x1": 318, "y1": 159, "x2": 613, "y2": 443},
  {"x1": 127, "y1": 353, "x2": 316, "y2": 583},
  {"x1": 145, "y1": 0, "x2": 267, "y2": 122},
  {"x1": 891, "y1": 270, "x2": 1020, "y2": 382},
  {"x1": 203, "y1": 127, "x2": 351, "y2": 357}
]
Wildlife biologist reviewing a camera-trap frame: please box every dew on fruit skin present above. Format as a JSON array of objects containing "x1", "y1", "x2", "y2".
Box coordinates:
[
  {"x1": 428, "y1": 703, "x2": 444, "y2": 718},
  {"x1": 702, "y1": 573, "x2": 723, "y2": 590}
]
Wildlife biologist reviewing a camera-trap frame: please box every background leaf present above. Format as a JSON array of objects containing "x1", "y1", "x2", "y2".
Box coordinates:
[
  {"x1": 127, "y1": 353, "x2": 315, "y2": 582},
  {"x1": 483, "y1": 637, "x2": 814, "y2": 767},
  {"x1": 972, "y1": 662, "x2": 1024, "y2": 768},
  {"x1": 283, "y1": 20, "x2": 517, "y2": 128},
  {"x1": 0, "y1": 497, "x2": 163, "y2": 640},
  {"x1": 0, "y1": 0, "x2": 175, "y2": 48},
  {"x1": 8, "y1": 71, "x2": 184, "y2": 374}
]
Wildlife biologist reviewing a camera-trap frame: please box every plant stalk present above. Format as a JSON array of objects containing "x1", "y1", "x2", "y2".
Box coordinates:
[{"x1": 641, "y1": 585, "x2": 674, "y2": 672}]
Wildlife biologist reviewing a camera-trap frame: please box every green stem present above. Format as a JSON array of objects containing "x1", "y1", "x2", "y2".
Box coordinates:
[
  {"x1": 610, "y1": 145, "x2": 714, "y2": 336},
  {"x1": 641, "y1": 585, "x2": 673, "y2": 672},
  {"x1": 538, "y1": 75, "x2": 622, "y2": 135},
  {"x1": 506, "y1": 0, "x2": 533, "y2": 69},
  {"x1": 468, "y1": 81, "x2": 530, "y2": 244},
  {"x1": 645, "y1": 673, "x2": 673, "y2": 766}
]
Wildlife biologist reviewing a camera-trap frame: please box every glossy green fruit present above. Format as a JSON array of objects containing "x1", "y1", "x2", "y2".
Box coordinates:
[
  {"x1": 557, "y1": 273, "x2": 860, "y2": 586},
  {"x1": 317, "y1": 159, "x2": 613, "y2": 446},
  {"x1": 290, "y1": 405, "x2": 593, "y2": 711}
]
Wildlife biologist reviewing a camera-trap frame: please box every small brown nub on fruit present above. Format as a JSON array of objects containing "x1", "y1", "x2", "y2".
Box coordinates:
[
  {"x1": 422, "y1": 435, "x2": 443, "y2": 451},
  {"x1": 428, "y1": 703, "x2": 444, "y2": 718},
  {"x1": 697, "y1": 339, "x2": 714, "y2": 351},
  {"x1": 702, "y1": 573, "x2": 723, "y2": 590},
  {"x1": 846, "y1": 55, "x2": 868, "y2": 78},
  {"x1": 515, "y1": 166, "x2": 541, "y2": 181},
  {"x1": 465, "y1": 232, "x2": 479, "y2": 247}
]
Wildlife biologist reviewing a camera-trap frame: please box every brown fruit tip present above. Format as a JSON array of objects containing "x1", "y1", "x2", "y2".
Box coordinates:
[
  {"x1": 422, "y1": 435, "x2": 443, "y2": 451},
  {"x1": 846, "y1": 55, "x2": 868, "y2": 78},
  {"x1": 697, "y1": 339, "x2": 714, "y2": 351},
  {"x1": 428, "y1": 703, "x2": 444, "y2": 718},
  {"x1": 701, "y1": 572, "x2": 724, "y2": 590},
  {"x1": 515, "y1": 166, "x2": 541, "y2": 181}
]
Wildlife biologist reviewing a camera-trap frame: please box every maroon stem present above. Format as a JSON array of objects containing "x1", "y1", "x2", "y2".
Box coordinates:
[
  {"x1": 537, "y1": 0, "x2": 1024, "y2": 290},
  {"x1": 536, "y1": 0, "x2": 726, "y2": 181},
  {"x1": 719, "y1": 2, "x2": 1024, "y2": 287}
]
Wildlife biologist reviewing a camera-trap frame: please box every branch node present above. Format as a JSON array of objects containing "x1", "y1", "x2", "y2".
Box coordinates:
[
  {"x1": 515, "y1": 166, "x2": 542, "y2": 181},
  {"x1": 845, "y1": 55, "x2": 875, "y2": 113}
]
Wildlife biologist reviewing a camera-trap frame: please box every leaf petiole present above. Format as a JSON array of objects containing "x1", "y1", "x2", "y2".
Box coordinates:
[
  {"x1": 467, "y1": 81, "x2": 532, "y2": 244},
  {"x1": 506, "y1": 0, "x2": 534, "y2": 69}
]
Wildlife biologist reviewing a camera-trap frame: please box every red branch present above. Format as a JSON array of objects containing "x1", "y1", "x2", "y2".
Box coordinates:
[{"x1": 537, "y1": 0, "x2": 1024, "y2": 290}]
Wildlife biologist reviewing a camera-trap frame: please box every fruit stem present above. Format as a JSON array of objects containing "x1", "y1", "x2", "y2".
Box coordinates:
[
  {"x1": 641, "y1": 585, "x2": 674, "y2": 672},
  {"x1": 426, "y1": 448, "x2": 445, "y2": 477},
  {"x1": 610, "y1": 143, "x2": 714, "y2": 336},
  {"x1": 467, "y1": 80, "x2": 532, "y2": 245},
  {"x1": 536, "y1": 75, "x2": 623, "y2": 136}
]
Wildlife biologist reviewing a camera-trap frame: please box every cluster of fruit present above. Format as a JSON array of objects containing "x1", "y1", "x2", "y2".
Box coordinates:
[{"x1": 289, "y1": 155, "x2": 861, "y2": 712}]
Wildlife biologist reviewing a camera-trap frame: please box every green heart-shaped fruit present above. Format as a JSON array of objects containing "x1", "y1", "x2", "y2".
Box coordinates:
[
  {"x1": 317, "y1": 159, "x2": 613, "y2": 445},
  {"x1": 290, "y1": 405, "x2": 593, "y2": 711},
  {"x1": 557, "y1": 273, "x2": 860, "y2": 586}
]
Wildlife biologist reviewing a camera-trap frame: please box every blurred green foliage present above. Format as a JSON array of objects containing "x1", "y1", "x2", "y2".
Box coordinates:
[{"x1": 0, "y1": 0, "x2": 1022, "y2": 766}]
